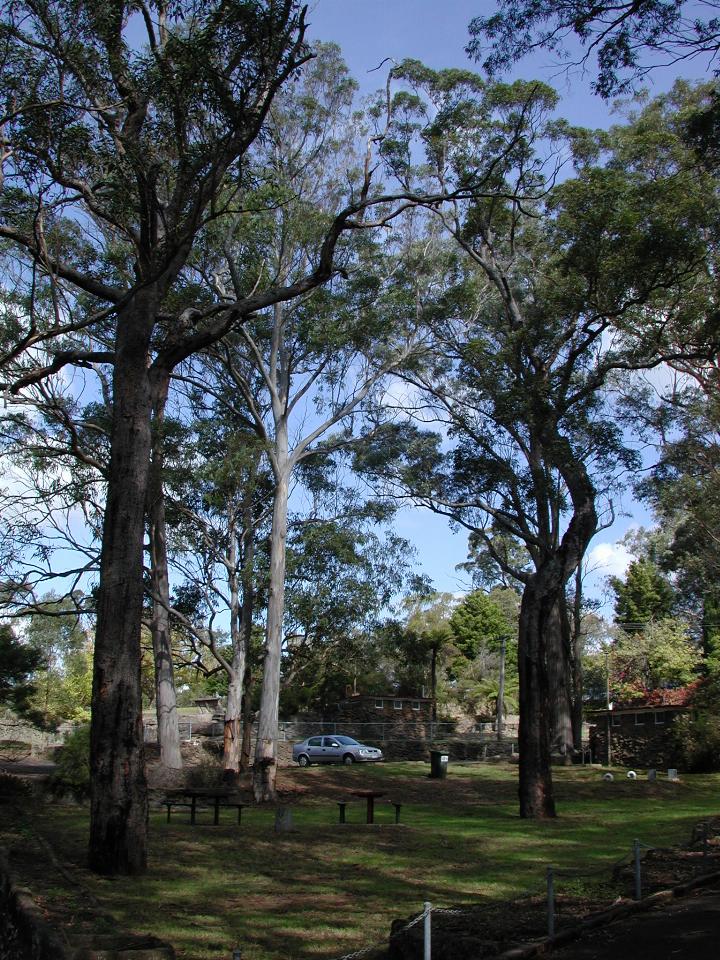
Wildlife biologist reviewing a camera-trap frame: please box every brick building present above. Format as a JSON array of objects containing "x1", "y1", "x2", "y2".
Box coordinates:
[
  {"x1": 589, "y1": 684, "x2": 699, "y2": 768},
  {"x1": 334, "y1": 693, "x2": 434, "y2": 723}
]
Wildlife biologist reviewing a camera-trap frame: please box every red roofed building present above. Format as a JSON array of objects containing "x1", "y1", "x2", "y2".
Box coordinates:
[{"x1": 589, "y1": 682, "x2": 701, "y2": 768}]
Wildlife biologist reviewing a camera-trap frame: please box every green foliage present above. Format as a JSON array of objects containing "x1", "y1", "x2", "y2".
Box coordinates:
[
  {"x1": 468, "y1": 0, "x2": 718, "y2": 98},
  {"x1": 450, "y1": 590, "x2": 510, "y2": 659},
  {"x1": 0, "y1": 623, "x2": 43, "y2": 722},
  {"x1": 50, "y1": 726, "x2": 91, "y2": 801},
  {"x1": 670, "y1": 713, "x2": 720, "y2": 773},
  {"x1": 611, "y1": 559, "x2": 676, "y2": 631},
  {"x1": 633, "y1": 386, "x2": 720, "y2": 664},
  {"x1": 610, "y1": 618, "x2": 701, "y2": 700},
  {"x1": 24, "y1": 598, "x2": 93, "y2": 727}
]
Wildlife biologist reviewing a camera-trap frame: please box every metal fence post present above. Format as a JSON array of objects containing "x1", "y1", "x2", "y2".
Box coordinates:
[
  {"x1": 423, "y1": 902, "x2": 431, "y2": 960},
  {"x1": 546, "y1": 867, "x2": 555, "y2": 938},
  {"x1": 633, "y1": 839, "x2": 642, "y2": 900}
]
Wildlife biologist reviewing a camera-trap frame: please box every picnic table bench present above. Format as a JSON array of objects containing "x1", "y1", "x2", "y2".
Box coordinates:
[
  {"x1": 336, "y1": 793, "x2": 402, "y2": 824},
  {"x1": 163, "y1": 787, "x2": 246, "y2": 825}
]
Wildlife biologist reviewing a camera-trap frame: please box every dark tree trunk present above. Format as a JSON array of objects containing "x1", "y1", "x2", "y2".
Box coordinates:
[
  {"x1": 570, "y1": 565, "x2": 585, "y2": 752},
  {"x1": 240, "y1": 687, "x2": 253, "y2": 774},
  {"x1": 516, "y1": 430, "x2": 598, "y2": 818},
  {"x1": 148, "y1": 370, "x2": 182, "y2": 771},
  {"x1": 546, "y1": 596, "x2": 573, "y2": 764},
  {"x1": 89, "y1": 298, "x2": 157, "y2": 875},
  {"x1": 517, "y1": 578, "x2": 556, "y2": 819}
]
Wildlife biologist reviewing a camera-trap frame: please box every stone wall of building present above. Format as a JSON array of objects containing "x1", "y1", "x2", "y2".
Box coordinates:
[{"x1": 590, "y1": 712, "x2": 684, "y2": 768}]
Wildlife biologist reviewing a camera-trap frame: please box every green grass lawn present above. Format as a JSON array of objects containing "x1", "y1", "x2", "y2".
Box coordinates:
[{"x1": 4, "y1": 762, "x2": 720, "y2": 960}]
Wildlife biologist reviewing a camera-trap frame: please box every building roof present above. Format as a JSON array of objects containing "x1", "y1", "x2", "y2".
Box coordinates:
[
  {"x1": 593, "y1": 681, "x2": 702, "y2": 714},
  {"x1": 339, "y1": 693, "x2": 433, "y2": 703}
]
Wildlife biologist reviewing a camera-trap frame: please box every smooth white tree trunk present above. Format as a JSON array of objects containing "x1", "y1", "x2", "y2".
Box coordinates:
[{"x1": 252, "y1": 430, "x2": 289, "y2": 801}]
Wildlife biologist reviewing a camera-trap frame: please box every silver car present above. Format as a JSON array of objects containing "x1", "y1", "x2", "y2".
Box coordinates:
[{"x1": 292, "y1": 734, "x2": 383, "y2": 766}]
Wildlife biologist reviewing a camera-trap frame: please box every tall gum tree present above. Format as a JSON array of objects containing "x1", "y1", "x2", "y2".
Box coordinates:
[
  {"x1": 0, "y1": 0, "x2": 314, "y2": 875},
  {"x1": 0, "y1": 14, "x2": 493, "y2": 869},
  {"x1": 361, "y1": 72, "x2": 719, "y2": 818}
]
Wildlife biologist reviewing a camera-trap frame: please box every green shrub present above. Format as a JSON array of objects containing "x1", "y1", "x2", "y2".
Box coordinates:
[
  {"x1": 50, "y1": 725, "x2": 90, "y2": 801},
  {"x1": 671, "y1": 714, "x2": 720, "y2": 773}
]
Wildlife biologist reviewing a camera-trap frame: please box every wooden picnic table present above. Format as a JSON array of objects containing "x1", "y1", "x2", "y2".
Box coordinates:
[
  {"x1": 350, "y1": 789, "x2": 385, "y2": 824},
  {"x1": 164, "y1": 787, "x2": 245, "y2": 825}
]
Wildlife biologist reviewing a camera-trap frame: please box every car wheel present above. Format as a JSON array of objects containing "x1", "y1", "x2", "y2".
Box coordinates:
[
  {"x1": 342, "y1": 753, "x2": 354, "y2": 765},
  {"x1": 297, "y1": 754, "x2": 311, "y2": 767}
]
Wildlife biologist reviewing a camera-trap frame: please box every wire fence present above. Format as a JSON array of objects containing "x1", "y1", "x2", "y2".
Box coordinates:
[
  {"x1": 229, "y1": 827, "x2": 717, "y2": 960},
  {"x1": 141, "y1": 718, "x2": 525, "y2": 749},
  {"x1": 299, "y1": 823, "x2": 718, "y2": 960}
]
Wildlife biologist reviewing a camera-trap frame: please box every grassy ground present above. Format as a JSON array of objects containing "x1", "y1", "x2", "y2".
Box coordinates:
[{"x1": 2, "y1": 762, "x2": 720, "y2": 960}]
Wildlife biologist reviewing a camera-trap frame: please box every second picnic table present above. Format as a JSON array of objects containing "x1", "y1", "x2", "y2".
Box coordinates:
[
  {"x1": 163, "y1": 787, "x2": 245, "y2": 825},
  {"x1": 350, "y1": 789, "x2": 386, "y2": 824}
]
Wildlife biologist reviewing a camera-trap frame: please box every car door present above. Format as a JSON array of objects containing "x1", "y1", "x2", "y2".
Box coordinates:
[
  {"x1": 322, "y1": 736, "x2": 343, "y2": 762},
  {"x1": 306, "y1": 737, "x2": 324, "y2": 762}
]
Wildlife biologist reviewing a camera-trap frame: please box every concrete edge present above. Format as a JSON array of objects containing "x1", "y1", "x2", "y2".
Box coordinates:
[{"x1": 494, "y1": 869, "x2": 720, "y2": 959}]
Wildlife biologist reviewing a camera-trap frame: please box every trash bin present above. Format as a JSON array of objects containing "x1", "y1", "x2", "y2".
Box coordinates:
[{"x1": 429, "y1": 749, "x2": 449, "y2": 779}]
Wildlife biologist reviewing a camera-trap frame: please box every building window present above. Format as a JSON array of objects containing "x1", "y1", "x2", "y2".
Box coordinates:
[
  {"x1": 412, "y1": 701, "x2": 421, "y2": 711},
  {"x1": 634, "y1": 713, "x2": 646, "y2": 725},
  {"x1": 375, "y1": 699, "x2": 383, "y2": 709},
  {"x1": 654, "y1": 712, "x2": 667, "y2": 725},
  {"x1": 611, "y1": 714, "x2": 621, "y2": 727},
  {"x1": 393, "y1": 700, "x2": 403, "y2": 710}
]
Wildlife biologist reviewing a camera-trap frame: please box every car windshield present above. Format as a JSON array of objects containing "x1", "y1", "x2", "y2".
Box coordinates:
[{"x1": 335, "y1": 736, "x2": 359, "y2": 745}]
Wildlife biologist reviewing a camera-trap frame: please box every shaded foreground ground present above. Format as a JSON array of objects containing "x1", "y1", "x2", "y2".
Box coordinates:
[
  {"x1": 1, "y1": 760, "x2": 719, "y2": 960},
  {"x1": 550, "y1": 884, "x2": 720, "y2": 960}
]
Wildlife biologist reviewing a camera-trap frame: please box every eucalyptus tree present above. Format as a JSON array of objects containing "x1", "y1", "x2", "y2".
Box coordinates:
[
  {"x1": 280, "y1": 473, "x2": 416, "y2": 713},
  {"x1": 628, "y1": 373, "x2": 720, "y2": 666},
  {"x1": 0, "y1": 0, "x2": 319, "y2": 875},
  {"x1": 163, "y1": 397, "x2": 273, "y2": 782},
  {"x1": 0, "y1": 2, "x2": 479, "y2": 871},
  {"x1": 362, "y1": 72, "x2": 718, "y2": 816},
  {"x1": 204, "y1": 244, "x2": 428, "y2": 801},
  {"x1": 469, "y1": 0, "x2": 720, "y2": 97},
  {"x1": 0, "y1": 365, "x2": 188, "y2": 770}
]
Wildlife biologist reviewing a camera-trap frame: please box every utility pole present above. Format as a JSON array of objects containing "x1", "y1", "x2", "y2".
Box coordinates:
[{"x1": 496, "y1": 635, "x2": 507, "y2": 742}]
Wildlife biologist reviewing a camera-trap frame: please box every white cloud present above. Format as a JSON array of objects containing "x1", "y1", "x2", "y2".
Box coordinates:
[{"x1": 587, "y1": 541, "x2": 634, "y2": 579}]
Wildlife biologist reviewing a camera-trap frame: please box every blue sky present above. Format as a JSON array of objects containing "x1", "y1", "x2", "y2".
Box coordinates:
[{"x1": 303, "y1": 0, "x2": 706, "y2": 606}]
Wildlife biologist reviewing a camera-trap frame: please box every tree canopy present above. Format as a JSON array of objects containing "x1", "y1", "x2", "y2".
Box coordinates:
[{"x1": 468, "y1": 0, "x2": 720, "y2": 97}]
